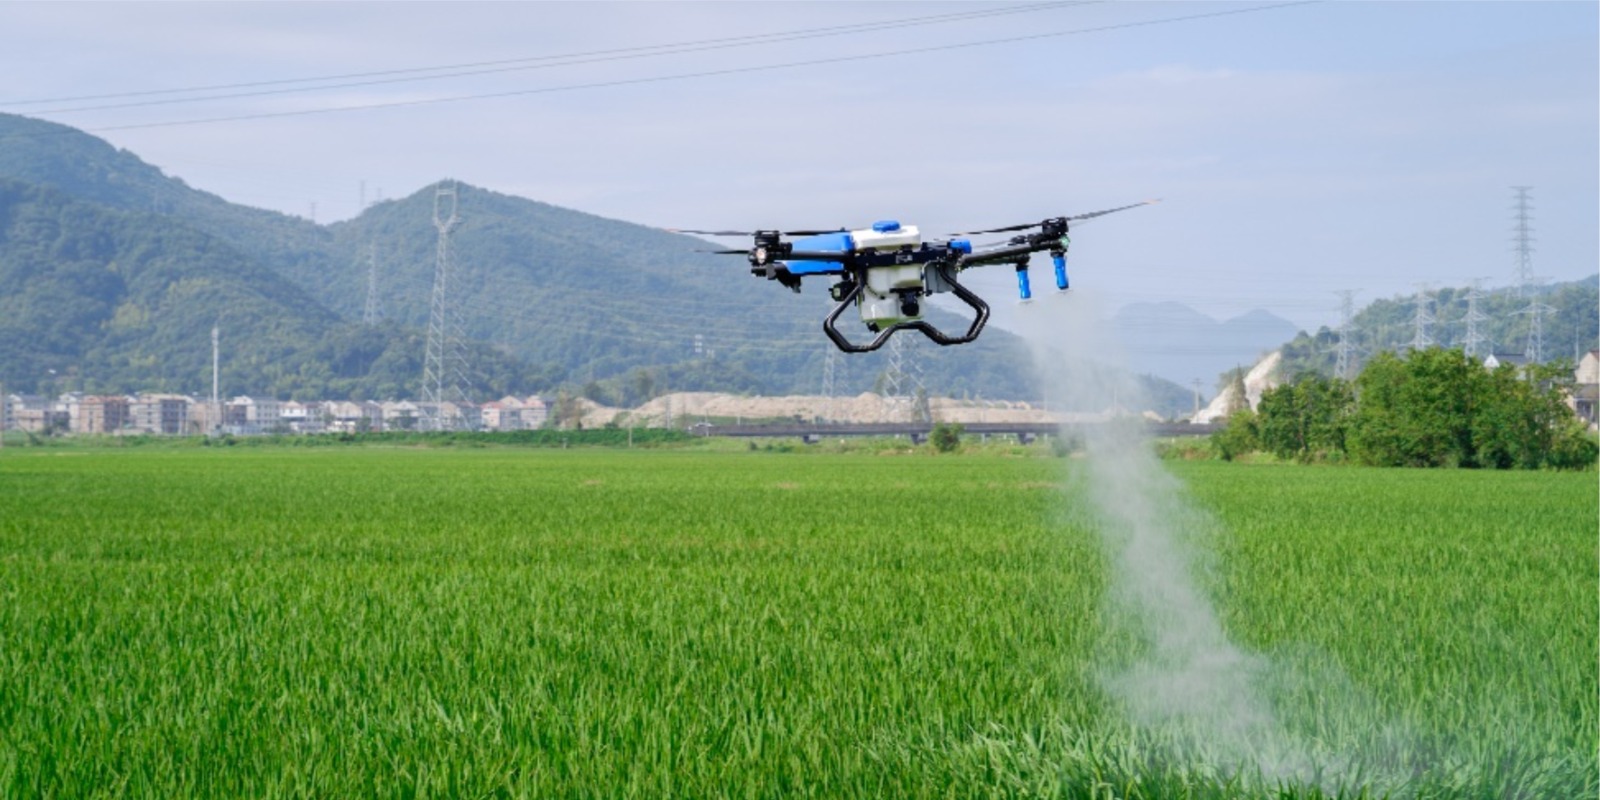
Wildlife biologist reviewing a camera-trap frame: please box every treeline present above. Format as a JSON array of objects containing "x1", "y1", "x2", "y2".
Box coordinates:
[{"x1": 1214, "y1": 347, "x2": 1596, "y2": 469}]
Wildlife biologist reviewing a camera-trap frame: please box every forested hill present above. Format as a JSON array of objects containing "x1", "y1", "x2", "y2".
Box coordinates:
[
  {"x1": 1277, "y1": 276, "x2": 1599, "y2": 379},
  {"x1": 0, "y1": 178, "x2": 544, "y2": 399}
]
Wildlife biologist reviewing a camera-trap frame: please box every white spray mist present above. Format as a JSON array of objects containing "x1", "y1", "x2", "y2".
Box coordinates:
[{"x1": 1012, "y1": 290, "x2": 1303, "y2": 778}]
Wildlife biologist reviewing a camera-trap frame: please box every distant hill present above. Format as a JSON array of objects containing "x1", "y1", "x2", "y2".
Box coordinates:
[
  {"x1": 0, "y1": 113, "x2": 1199, "y2": 414},
  {"x1": 1111, "y1": 301, "x2": 1300, "y2": 390}
]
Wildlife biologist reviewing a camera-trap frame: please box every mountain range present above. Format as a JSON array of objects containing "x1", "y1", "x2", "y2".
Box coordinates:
[
  {"x1": 0, "y1": 112, "x2": 1306, "y2": 416},
  {"x1": 1110, "y1": 302, "x2": 1300, "y2": 391}
]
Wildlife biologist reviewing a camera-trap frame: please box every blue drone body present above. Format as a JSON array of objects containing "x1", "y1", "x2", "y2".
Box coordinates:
[{"x1": 673, "y1": 201, "x2": 1154, "y2": 353}]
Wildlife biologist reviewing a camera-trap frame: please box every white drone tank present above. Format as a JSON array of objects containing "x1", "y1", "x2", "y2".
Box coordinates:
[{"x1": 853, "y1": 220, "x2": 924, "y2": 328}]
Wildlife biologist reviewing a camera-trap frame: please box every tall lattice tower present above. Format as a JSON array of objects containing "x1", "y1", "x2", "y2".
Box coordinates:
[
  {"x1": 421, "y1": 183, "x2": 464, "y2": 431},
  {"x1": 819, "y1": 345, "x2": 837, "y2": 423},
  {"x1": 1333, "y1": 289, "x2": 1360, "y2": 379},
  {"x1": 880, "y1": 335, "x2": 928, "y2": 424},
  {"x1": 1520, "y1": 277, "x2": 1555, "y2": 364},
  {"x1": 1508, "y1": 188, "x2": 1553, "y2": 363},
  {"x1": 1409, "y1": 284, "x2": 1435, "y2": 352},
  {"x1": 1462, "y1": 278, "x2": 1491, "y2": 358},
  {"x1": 1510, "y1": 186, "x2": 1535, "y2": 295},
  {"x1": 362, "y1": 242, "x2": 382, "y2": 325}
]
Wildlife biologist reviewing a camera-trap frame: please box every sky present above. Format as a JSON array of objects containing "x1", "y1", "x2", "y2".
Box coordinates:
[{"x1": 2, "y1": 1, "x2": 1595, "y2": 332}]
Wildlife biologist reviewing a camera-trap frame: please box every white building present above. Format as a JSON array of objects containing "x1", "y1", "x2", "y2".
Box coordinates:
[{"x1": 381, "y1": 400, "x2": 420, "y2": 431}]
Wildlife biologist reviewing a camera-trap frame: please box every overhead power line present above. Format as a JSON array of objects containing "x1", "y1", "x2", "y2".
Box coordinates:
[
  {"x1": 15, "y1": 1, "x2": 1318, "y2": 135},
  {"x1": 6, "y1": 2, "x2": 1089, "y2": 113}
]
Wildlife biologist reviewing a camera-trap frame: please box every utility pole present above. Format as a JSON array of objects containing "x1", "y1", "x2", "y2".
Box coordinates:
[
  {"x1": 421, "y1": 182, "x2": 463, "y2": 431},
  {"x1": 1334, "y1": 289, "x2": 1360, "y2": 379},
  {"x1": 1409, "y1": 283, "x2": 1434, "y2": 352}
]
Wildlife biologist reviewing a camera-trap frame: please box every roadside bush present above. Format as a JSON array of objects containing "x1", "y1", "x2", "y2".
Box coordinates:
[
  {"x1": 1211, "y1": 409, "x2": 1259, "y2": 461},
  {"x1": 930, "y1": 422, "x2": 964, "y2": 453}
]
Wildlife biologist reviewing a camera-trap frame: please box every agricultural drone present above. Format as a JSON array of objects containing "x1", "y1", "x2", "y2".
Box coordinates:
[{"x1": 672, "y1": 200, "x2": 1156, "y2": 353}]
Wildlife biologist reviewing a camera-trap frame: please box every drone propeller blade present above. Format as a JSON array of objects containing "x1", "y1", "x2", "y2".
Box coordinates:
[
  {"x1": 947, "y1": 221, "x2": 1039, "y2": 236},
  {"x1": 670, "y1": 227, "x2": 847, "y2": 237},
  {"x1": 669, "y1": 228, "x2": 753, "y2": 237},
  {"x1": 950, "y1": 200, "x2": 1160, "y2": 236},
  {"x1": 1067, "y1": 199, "x2": 1161, "y2": 222},
  {"x1": 695, "y1": 249, "x2": 749, "y2": 255}
]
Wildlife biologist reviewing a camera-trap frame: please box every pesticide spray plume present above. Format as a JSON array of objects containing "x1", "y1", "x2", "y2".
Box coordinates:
[{"x1": 1013, "y1": 289, "x2": 1314, "y2": 780}]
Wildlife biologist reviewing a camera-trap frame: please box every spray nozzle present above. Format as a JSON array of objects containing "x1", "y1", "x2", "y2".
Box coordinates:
[{"x1": 1015, "y1": 264, "x2": 1032, "y2": 301}]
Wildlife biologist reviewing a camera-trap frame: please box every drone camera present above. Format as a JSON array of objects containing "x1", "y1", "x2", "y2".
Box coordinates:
[{"x1": 898, "y1": 290, "x2": 920, "y2": 318}]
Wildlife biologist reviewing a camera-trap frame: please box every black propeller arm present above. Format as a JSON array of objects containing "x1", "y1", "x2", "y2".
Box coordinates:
[{"x1": 959, "y1": 236, "x2": 1061, "y2": 268}]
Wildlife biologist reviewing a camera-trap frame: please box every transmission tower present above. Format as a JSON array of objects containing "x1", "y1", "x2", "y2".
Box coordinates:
[
  {"x1": 819, "y1": 345, "x2": 837, "y2": 423},
  {"x1": 881, "y1": 335, "x2": 929, "y2": 424},
  {"x1": 362, "y1": 241, "x2": 382, "y2": 325},
  {"x1": 1519, "y1": 276, "x2": 1555, "y2": 364},
  {"x1": 1409, "y1": 284, "x2": 1435, "y2": 352},
  {"x1": 1510, "y1": 186, "x2": 1535, "y2": 295},
  {"x1": 906, "y1": 335, "x2": 928, "y2": 421},
  {"x1": 421, "y1": 182, "x2": 465, "y2": 431},
  {"x1": 1462, "y1": 278, "x2": 1491, "y2": 358},
  {"x1": 1334, "y1": 289, "x2": 1360, "y2": 379},
  {"x1": 211, "y1": 323, "x2": 221, "y2": 434}
]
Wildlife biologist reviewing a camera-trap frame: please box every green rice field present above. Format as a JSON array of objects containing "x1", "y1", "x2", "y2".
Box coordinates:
[{"x1": 0, "y1": 447, "x2": 1593, "y2": 798}]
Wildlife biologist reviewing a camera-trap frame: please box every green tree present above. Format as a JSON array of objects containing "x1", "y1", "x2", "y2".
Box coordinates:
[
  {"x1": 1347, "y1": 349, "x2": 1478, "y2": 467},
  {"x1": 1256, "y1": 374, "x2": 1354, "y2": 461},
  {"x1": 1347, "y1": 348, "x2": 1593, "y2": 470}
]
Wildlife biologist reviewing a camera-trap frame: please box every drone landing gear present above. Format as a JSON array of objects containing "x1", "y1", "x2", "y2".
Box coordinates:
[{"x1": 822, "y1": 265, "x2": 990, "y2": 354}]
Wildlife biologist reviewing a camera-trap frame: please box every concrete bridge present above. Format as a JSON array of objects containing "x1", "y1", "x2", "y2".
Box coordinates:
[{"x1": 689, "y1": 420, "x2": 1217, "y2": 444}]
